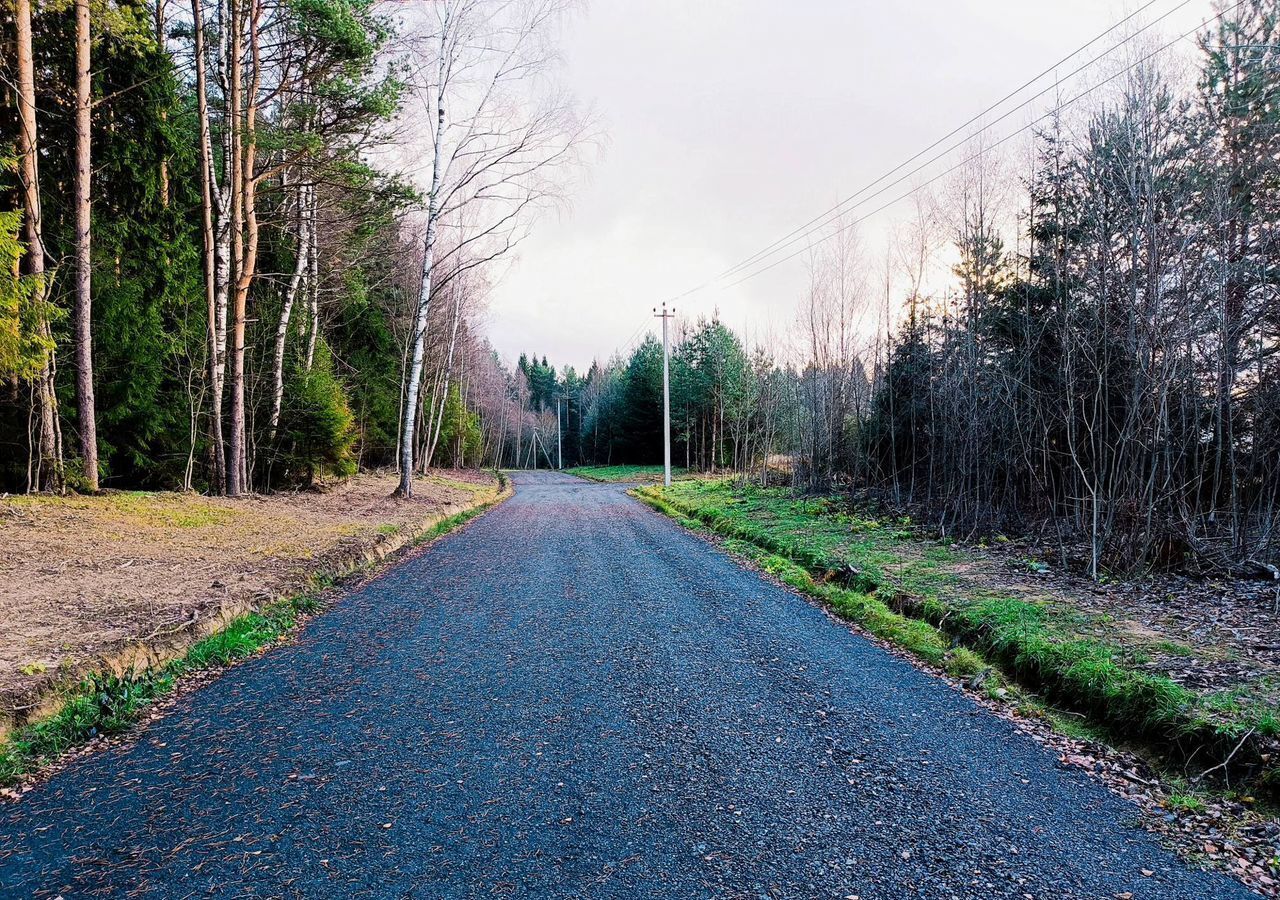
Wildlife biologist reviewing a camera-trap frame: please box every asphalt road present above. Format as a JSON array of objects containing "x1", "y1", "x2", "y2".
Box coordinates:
[{"x1": 0, "y1": 472, "x2": 1255, "y2": 899}]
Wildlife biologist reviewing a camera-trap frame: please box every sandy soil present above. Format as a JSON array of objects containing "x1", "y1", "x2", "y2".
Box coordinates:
[{"x1": 0, "y1": 470, "x2": 499, "y2": 736}]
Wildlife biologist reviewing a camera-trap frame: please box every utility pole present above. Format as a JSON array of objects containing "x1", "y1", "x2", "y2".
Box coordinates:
[
  {"x1": 556, "y1": 397, "x2": 563, "y2": 469},
  {"x1": 654, "y1": 302, "x2": 675, "y2": 487}
]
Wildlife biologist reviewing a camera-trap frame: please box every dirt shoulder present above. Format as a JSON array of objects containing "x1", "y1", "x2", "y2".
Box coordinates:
[{"x1": 0, "y1": 470, "x2": 502, "y2": 739}]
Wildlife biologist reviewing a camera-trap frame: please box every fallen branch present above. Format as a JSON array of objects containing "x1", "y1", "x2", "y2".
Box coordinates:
[{"x1": 1194, "y1": 727, "x2": 1255, "y2": 788}]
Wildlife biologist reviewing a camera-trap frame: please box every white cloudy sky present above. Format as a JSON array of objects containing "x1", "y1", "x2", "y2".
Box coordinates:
[{"x1": 479, "y1": 0, "x2": 1215, "y2": 371}]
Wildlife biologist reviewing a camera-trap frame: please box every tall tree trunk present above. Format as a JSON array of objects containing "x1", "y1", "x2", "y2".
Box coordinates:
[
  {"x1": 192, "y1": 0, "x2": 226, "y2": 492},
  {"x1": 417, "y1": 352, "x2": 446, "y2": 474},
  {"x1": 425, "y1": 282, "x2": 462, "y2": 469},
  {"x1": 304, "y1": 188, "x2": 319, "y2": 370},
  {"x1": 226, "y1": 0, "x2": 246, "y2": 495},
  {"x1": 395, "y1": 34, "x2": 449, "y2": 498},
  {"x1": 73, "y1": 0, "x2": 99, "y2": 491},
  {"x1": 155, "y1": 0, "x2": 169, "y2": 207},
  {"x1": 227, "y1": 0, "x2": 261, "y2": 495},
  {"x1": 15, "y1": 0, "x2": 63, "y2": 493},
  {"x1": 269, "y1": 179, "x2": 311, "y2": 438},
  {"x1": 212, "y1": 0, "x2": 233, "y2": 482}
]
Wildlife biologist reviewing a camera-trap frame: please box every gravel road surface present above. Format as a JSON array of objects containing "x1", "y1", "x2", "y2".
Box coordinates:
[{"x1": 0, "y1": 472, "x2": 1255, "y2": 899}]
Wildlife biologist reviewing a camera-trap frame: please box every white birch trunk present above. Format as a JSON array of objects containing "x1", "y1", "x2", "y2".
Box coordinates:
[
  {"x1": 395, "y1": 30, "x2": 449, "y2": 498},
  {"x1": 193, "y1": 0, "x2": 226, "y2": 492},
  {"x1": 305, "y1": 189, "x2": 319, "y2": 370},
  {"x1": 425, "y1": 282, "x2": 463, "y2": 469},
  {"x1": 269, "y1": 179, "x2": 311, "y2": 438}
]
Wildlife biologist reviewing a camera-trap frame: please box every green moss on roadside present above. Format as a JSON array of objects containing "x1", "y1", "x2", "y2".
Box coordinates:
[{"x1": 636, "y1": 480, "x2": 1280, "y2": 789}]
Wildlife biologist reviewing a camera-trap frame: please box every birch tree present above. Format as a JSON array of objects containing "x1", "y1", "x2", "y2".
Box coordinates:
[
  {"x1": 192, "y1": 0, "x2": 226, "y2": 491},
  {"x1": 394, "y1": 0, "x2": 590, "y2": 497},
  {"x1": 268, "y1": 179, "x2": 312, "y2": 438}
]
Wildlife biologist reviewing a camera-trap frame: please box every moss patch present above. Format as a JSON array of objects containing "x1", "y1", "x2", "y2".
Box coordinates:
[{"x1": 637, "y1": 480, "x2": 1280, "y2": 791}]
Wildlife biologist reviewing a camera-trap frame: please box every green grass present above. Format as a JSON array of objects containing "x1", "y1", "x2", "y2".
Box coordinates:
[
  {"x1": 414, "y1": 498, "x2": 496, "y2": 543},
  {"x1": 0, "y1": 494, "x2": 506, "y2": 786},
  {"x1": 566, "y1": 465, "x2": 691, "y2": 483},
  {"x1": 4, "y1": 490, "x2": 239, "y2": 528},
  {"x1": 1155, "y1": 639, "x2": 1196, "y2": 657},
  {"x1": 636, "y1": 479, "x2": 1280, "y2": 789},
  {"x1": 0, "y1": 595, "x2": 312, "y2": 784},
  {"x1": 103, "y1": 494, "x2": 238, "y2": 528},
  {"x1": 1167, "y1": 791, "x2": 1209, "y2": 814}
]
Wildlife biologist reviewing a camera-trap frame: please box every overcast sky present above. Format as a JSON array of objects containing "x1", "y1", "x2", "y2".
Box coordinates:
[{"x1": 480, "y1": 0, "x2": 1215, "y2": 372}]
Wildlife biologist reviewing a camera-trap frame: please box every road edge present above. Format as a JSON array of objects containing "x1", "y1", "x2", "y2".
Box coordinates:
[
  {"x1": 631, "y1": 483, "x2": 1279, "y2": 898},
  {"x1": 0, "y1": 472, "x2": 514, "y2": 796}
]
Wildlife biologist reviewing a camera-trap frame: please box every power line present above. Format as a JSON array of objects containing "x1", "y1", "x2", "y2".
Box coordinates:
[
  {"x1": 600, "y1": 315, "x2": 652, "y2": 365},
  {"x1": 666, "y1": 0, "x2": 1204, "y2": 305},
  {"x1": 711, "y1": 0, "x2": 1189, "y2": 288},
  {"x1": 717, "y1": 1, "x2": 1241, "y2": 292}
]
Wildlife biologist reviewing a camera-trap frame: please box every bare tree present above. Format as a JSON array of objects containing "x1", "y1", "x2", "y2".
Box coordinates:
[
  {"x1": 798, "y1": 219, "x2": 873, "y2": 490},
  {"x1": 394, "y1": 0, "x2": 592, "y2": 497}
]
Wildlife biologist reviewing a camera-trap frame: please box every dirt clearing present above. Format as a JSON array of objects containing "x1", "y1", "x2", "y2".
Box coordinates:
[{"x1": 0, "y1": 470, "x2": 501, "y2": 737}]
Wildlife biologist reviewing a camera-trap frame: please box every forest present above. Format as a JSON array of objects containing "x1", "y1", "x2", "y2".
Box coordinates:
[
  {"x1": 1, "y1": 0, "x2": 589, "y2": 498},
  {"x1": 539, "y1": 1, "x2": 1280, "y2": 578},
  {"x1": 2, "y1": 0, "x2": 1276, "y2": 578},
  {"x1": 4, "y1": 5, "x2": 1280, "y2": 895}
]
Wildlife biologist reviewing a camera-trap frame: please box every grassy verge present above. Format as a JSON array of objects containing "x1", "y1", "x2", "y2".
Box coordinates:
[
  {"x1": 636, "y1": 480, "x2": 1280, "y2": 793},
  {"x1": 0, "y1": 594, "x2": 317, "y2": 784},
  {"x1": 0, "y1": 490, "x2": 506, "y2": 787},
  {"x1": 635, "y1": 487, "x2": 991, "y2": 681},
  {"x1": 566, "y1": 464, "x2": 690, "y2": 483}
]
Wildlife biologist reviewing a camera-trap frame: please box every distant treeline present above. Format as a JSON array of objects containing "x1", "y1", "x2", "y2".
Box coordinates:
[{"x1": 534, "y1": 4, "x2": 1279, "y2": 577}]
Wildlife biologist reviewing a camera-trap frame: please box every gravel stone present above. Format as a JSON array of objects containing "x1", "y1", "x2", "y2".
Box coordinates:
[{"x1": 0, "y1": 473, "x2": 1256, "y2": 899}]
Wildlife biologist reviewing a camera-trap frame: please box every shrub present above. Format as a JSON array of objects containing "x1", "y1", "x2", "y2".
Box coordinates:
[{"x1": 277, "y1": 342, "x2": 357, "y2": 486}]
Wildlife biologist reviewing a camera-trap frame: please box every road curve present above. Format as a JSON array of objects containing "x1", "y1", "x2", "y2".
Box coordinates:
[{"x1": 0, "y1": 472, "x2": 1254, "y2": 899}]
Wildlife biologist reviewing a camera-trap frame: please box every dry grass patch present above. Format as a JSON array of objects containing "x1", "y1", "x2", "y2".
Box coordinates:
[{"x1": 0, "y1": 470, "x2": 499, "y2": 738}]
